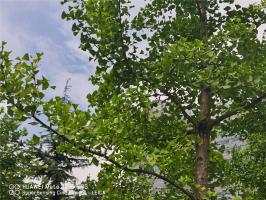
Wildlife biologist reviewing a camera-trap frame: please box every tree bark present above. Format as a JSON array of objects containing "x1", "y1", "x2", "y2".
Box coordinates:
[
  {"x1": 195, "y1": 128, "x2": 210, "y2": 199},
  {"x1": 195, "y1": 85, "x2": 211, "y2": 199}
]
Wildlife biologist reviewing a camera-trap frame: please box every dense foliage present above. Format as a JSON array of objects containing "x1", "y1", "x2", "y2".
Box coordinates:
[
  {"x1": 0, "y1": 0, "x2": 266, "y2": 199},
  {"x1": 0, "y1": 111, "x2": 29, "y2": 199}
]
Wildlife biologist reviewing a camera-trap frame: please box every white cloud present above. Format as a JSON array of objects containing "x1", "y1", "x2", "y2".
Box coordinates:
[{"x1": 236, "y1": 0, "x2": 261, "y2": 6}]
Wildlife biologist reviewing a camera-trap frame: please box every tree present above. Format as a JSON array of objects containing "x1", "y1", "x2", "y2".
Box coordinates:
[
  {"x1": 29, "y1": 133, "x2": 76, "y2": 200},
  {"x1": 0, "y1": 0, "x2": 265, "y2": 199},
  {"x1": 0, "y1": 44, "x2": 90, "y2": 199},
  {"x1": 60, "y1": 0, "x2": 266, "y2": 199}
]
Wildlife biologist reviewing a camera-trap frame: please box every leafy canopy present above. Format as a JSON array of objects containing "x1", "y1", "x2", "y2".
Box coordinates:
[{"x1": 0, "y1": 0, "x2": 265, "y2": 199}]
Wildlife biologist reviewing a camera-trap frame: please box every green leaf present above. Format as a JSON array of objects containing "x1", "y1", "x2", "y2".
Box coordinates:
[
  {"x1": 28, "y1": 121, "x2": 39, "y2": 126},
  {"x1": 7, "y1": 109, "x2": 13, "y2": 116},
  {"x1": 61, "y1": 11, "x2": 67, "y2": 19},
  {"x1": 235, "y1": 4, "x2": 241, "y2": 10},
  {"x1": 1, "y1": 41, "x2": 7, "y2": 46},
  {"x1": 32, "y1": 134, "x2": 40, "y2": 144},
  {"x1": 42, "y1": 76, "x2": 49, "y2": 90},
  {"x1": 72, "y1": 23, "x2": 79, "y2": 36},
  {"x1": 224, "y1": 6, "x2": 231, "y2": 12},
  {"x1": 36, "y1": 52, "x2": 44, "y2": 58},
  {"x1": 22, "y1": 53, "x2": 30, "y2": 61},
  {"x1": 91, "y1": 157, "x2": 99, "y2": 166}
]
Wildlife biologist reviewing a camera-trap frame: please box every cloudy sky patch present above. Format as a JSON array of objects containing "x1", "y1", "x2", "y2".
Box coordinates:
[{"x1": 0, "y1": 0, "x2": 95, "y2": 109}]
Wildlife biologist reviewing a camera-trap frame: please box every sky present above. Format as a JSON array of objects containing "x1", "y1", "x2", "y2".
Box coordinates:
[
  {"x1": 0, "y1": 0, "x2": 96, "y2": 110},
  {"x1": 0, "y1": 0, "x2": 264, "y2": 192}
]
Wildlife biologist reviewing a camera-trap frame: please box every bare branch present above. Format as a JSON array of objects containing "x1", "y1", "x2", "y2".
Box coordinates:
[{"x1": 211, "y1": 93, "x2": 266, "y2": 126}]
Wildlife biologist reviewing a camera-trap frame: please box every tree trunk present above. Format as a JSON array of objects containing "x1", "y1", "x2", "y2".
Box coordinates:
[
  {"x1": 195, "y1": 85, "x2": 211, "y2": 199},
  {"x1": 195, "y1": 128, "x2": 210, "y2": 199}
]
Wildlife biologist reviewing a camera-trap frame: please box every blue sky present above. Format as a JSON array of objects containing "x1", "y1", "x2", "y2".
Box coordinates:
[{"x1": 0, "y1": 0, "x2": 96, "y2": 109}]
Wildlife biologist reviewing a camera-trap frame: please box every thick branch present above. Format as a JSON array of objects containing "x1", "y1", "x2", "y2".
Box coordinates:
[
  {"x1": 211, "y1": 93, "x2": 266, "y2": 126},
  {"x1": 32, "y1": 115, "x2": 196, "y2": 199}
]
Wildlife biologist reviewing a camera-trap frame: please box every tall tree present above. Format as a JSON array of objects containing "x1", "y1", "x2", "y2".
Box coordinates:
[{"x1": 60, "y1": 0, "x2": 266, "y2": 199}]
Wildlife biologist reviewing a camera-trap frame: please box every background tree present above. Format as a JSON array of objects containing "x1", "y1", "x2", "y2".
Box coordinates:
[
  {"x1": 29, "y1": 133, "x2": 76, "y2": 200},
  {"x1": 26, "y1": 79, "x2": 89, "y2": 200}
]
